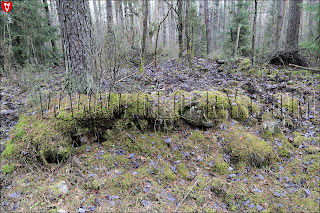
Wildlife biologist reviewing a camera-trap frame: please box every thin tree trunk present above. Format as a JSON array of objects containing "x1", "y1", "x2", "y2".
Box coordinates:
[
  {"x1": 178, "y1": 0, "x2": 183, "y2": 58},
  {"x1": 106, "y1": 0, "x2": 113, "y2": 31},
  {"x1": 185, "y1": 0, "x2": 191, "y2": 64},
  {"x1": 140, "y1": 0, "x2": 148, "y2": 72},
  {"x1": 204, "y1": 0, "x2": 212, "y2": 56},
  {"x1": 170, "y1": 0, "x2": 175, "y2": 43},
  {"x1": 234, "y1": 23, "x2": 241, "y2": 57},
  {"x1": 251, "y1": 0, "x2": 258, "y2": 66},
  {"x1": 197, "y1": 1, "x2": 204, "y2": 58},
  {"x1": 162, "y1": 0, "x2": 167, "y2": 46}
]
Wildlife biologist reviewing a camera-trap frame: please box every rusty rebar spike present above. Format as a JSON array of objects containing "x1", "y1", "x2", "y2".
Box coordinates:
[
  {"x1": 47, "y1": 92, "x2": 51, "y2": 111},
  {"x1": 137, "y1": 93, "x2": 140, "y2": 114},
  {"x1": 307, "y1": 100, "x2": 310, "y2": 119},
  {"x1": 40, "y1": 92, "x2": 43, "y2": 119},
  {"x1": 58, "y1": 92, "x2": 61, "y2": 111},
  {"x1": 69, "y1": 93, "x2": 73, "y2": 117},
  {"x1": 292, "y1": 91, "x2": 294, "y2": 118},
  {"x1": 206, "y1": 91, "x2": 209, "y2": 118},
  {"x1": 119, "y1": 93, "x2": 121, "y2": 111},
  {"x1": 280, "y1": 95, "x2": 283, "y2": 121},
  {"x1": 173, "y1": 95, "x2": 176, "y2": 118},
  {"x1": 78, "y1": 92, "x2": 80, "y2": 110},
  {"x1": 157, "y1": 92, "x2": 160, "y2": 116}
]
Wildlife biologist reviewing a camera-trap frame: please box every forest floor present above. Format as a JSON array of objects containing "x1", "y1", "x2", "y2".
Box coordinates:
[{"x1": 1, "y1": 58, "x2": 320, "y2": 212}]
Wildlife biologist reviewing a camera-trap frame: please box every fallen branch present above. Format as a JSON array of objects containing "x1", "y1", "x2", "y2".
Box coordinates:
[{"x1": 289, "y1": 64, "x2": 320, "y2": 72}]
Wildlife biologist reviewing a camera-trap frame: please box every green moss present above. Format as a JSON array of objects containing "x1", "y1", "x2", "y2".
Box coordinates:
[
  {"x1": 278, "y1": 146, "x2": 290, "y2": 158},
  {"x1": 82, "y1": 179, "x2": 102, "y2": 191},
  {"x1": 210, "y1": 155, "x2": 229, "y2": 175},
  {"x1": 223, "y1": 127, "x2": 275, "y2": 167},
  {"x1": 238, "y1": 58, "x2": 251, "y2": 72},
  {"x1": 274, "y1": 93, "x2": 298, "y2": 113},
  {"x1": 2, "y1": 164, "x2": 14, "y2": 174},
  {"x1": 177, "y1": 163, "x2": 190, "y2": 180},
  {"x1": 211, "y1": 178, "x2": 227, "y2": 197},
  {"x1": 293, "y1": 132, "x2": 310, "y2": 147},
  {"x1": 164, "y1": 163, "x2": 176, "y2": 181},
  {"x1": 305, "y1": 146, "x2": 320, "y2": 154}
]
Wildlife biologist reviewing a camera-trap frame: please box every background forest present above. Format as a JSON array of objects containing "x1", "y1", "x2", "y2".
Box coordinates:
[{"x1": 1, "y1": 0, "x2": 319, "y2": 92}]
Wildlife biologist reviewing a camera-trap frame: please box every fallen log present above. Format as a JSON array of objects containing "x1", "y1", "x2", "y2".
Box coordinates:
[{"x1": 289, "y1": 64, "x2": 320, "y2": 72}]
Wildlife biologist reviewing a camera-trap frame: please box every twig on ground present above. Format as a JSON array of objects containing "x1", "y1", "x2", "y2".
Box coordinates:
[{"x1": 174, "y1": 174, "x2": 202, "y2": 212}]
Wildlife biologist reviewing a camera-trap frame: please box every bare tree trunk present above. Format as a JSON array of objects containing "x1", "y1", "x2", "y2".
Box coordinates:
[
  {"x1": 178, "y1": 0, "x2": 183, "y2": 58},
  {"x1": 170, "y1": 0, "x2": 175, "y2": 44},
  {"x1": 286, "y1": 0, "x2": 303, "y2": 49},
  {"x1": 197, "y1": 1, "x2": 204, "y2": 58},
  {"x1": 204, "y1": 0, "x2": 212, "y2": 56},
  {"x1": 162, "y1": 0, "x2": 167, "y2": 46},
  {"x1": 275, "y1": 0, "x2": 283, "y2": 51},
  {"x1": 106, "y1": 0, "x2": 113, "y2": 31},
  {"x1": 251, "y1": 0, "x2": 258, "y2": 66},
  {"x1": 140, "y1": 0, "x2": 148, "y2": 72},
  {"x1": 185, "y1": 0, "x2": 191, "y2": 63},
  {"x1": 223, "y1": 0, "x2": 226, "y2": 33},
  {"x1": 56, "y1": 0, "x2": 94, "y2": 92},
  {"x1": 234, "y1": 23, "x2": 241, "y2": 57}
]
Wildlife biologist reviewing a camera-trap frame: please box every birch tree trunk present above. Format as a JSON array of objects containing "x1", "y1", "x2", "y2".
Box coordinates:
[{"x1": 43, "y1": 0, "x2": 57, "y2": 54}]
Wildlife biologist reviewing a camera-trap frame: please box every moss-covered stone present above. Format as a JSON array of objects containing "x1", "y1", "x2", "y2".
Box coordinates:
[
  {"x1": 223, "y1": 126, "x2": 276, "y2": 167},
  {"x1": 209, "y1": 155, "x2": 229, "y2": 175}
]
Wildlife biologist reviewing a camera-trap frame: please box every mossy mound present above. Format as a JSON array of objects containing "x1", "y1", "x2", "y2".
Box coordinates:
[
  {"x1": 223, "y1": 126, "x2": 276, "y2": 168},
  {"x1": 1, "y1": 91, "x2": 259, "y2": 172}
]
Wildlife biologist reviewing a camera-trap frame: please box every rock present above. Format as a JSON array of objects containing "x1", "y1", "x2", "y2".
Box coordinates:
[
  {"x1": 257, "y1": 174, "x2": 264, "y2": 180},
  {"x1": 243, "y1": 199, "x2": 250, "y2": 206},
  {"x1": 78, "y1": 208, "x2": 85, "y2": 213},
  {"x1": 256, "y1": 205, "x2": 263, "y2": 211},
  {"x1": 249, "y1": 203, "x2": 255, "y2": 209},
  {"x1": 274, "y1": 191, "x2": 281, "y2": 197},
  {"x1": 57, "y1": 209, "x2": 68, "y2": 213},
  {"x1": 56, "y1": 181, "x2": 68, "y2": 194},
  {"x1": 181, "y1": 105, "x2": 213, "y2": 127},
  {"x1": 261, "y1": 121, "x2": 281, "y2": 134},
  {"x1": 303, "y1": 189, "x2": 311, "y2": 197},
  {"x1": 227, "y1": 174, "x2": 235, "y2": 179}
]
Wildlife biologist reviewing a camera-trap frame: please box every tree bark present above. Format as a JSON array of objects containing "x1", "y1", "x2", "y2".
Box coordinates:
[
  {"x1": 251, "y1": 0, "x2": 258, "y2": 66},
  {"x1": 140, "y1": 0, "x2": 148, "y2": 71},
  {"x1": 162, "y1": 0, "x2": 167, "y2": 46},
  {"x1": 178, "y1": 0, "x2": 183, "y2": 58},
  {"x1": 234, "y1": 23, "x2": 241, "y2": 57},
  {"x1": 106, "y1": 0, "x2": 113, "y2": 31},
  {"x1": 197, "y1": 1, "x2": 204, "y2": 58},
  {"x1": 286, "y1": 0, "x2": 303, "y2": 49},
  {"x1": 56, "y1": 0, "x2": 94, "y2": 92},
  {"x1": 185, "y1": 0, "x2": 191, "y2": 63},
  {"x1": 204, "y1": 0, "x2": 212, "y2": 56},
  {"x1": 275, "y1": 0, "x2": 283, "y2": 51}
]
